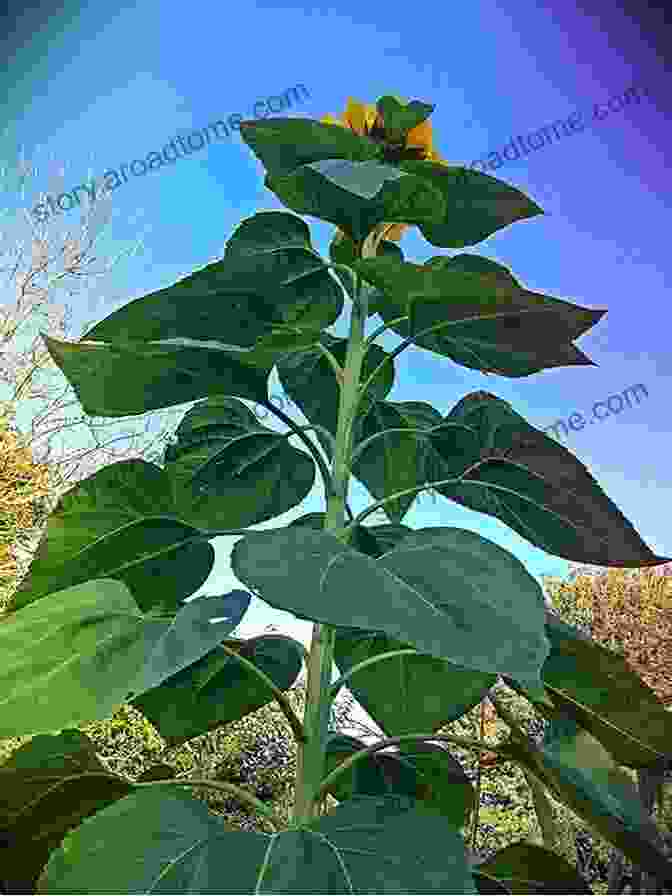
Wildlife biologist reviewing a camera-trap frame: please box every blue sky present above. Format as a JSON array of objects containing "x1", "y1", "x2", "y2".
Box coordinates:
[{"x1": 2, "y1": 0, "x2": 670, "y2": 657}]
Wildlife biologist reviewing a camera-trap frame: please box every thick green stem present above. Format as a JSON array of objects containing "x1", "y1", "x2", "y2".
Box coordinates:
[{"x1": 291, "y1": 260, "x2": 370, "y2": 826}]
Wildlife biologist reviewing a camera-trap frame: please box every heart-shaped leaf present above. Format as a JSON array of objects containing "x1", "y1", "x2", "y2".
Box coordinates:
[
  {"x1": 324, "y1": 734, "x2": 475, "y2": 827},
  {"x1": 399, "y1": 161, "x2": 544, "y2": 248},
  {"x1": 511, "y1": 613, "x2": 672, "y2": 768},
  {"x1": 352, "y1": 253, "x2": 604, "y2": 376},
  {"x1": 430, "y1": 391, "x2": 670, "y2": 567},
  {"x1": 277, "y1": 335, "x2": 395, "y2": 457},
  {"x1": 12, "y1": 459, "x2": 214, "y2": 613},
  {"x1": 474, "y1": 841, "x2": 592, "y2": 893},
  {"x1": 376, "y1": 95, "x2": 434, "y2": 143},
  {"x1": 85, "y1": 250, "x2": 341, "y2": 347},
  {"x1": 37, "y1": 789, "x2": 478, "y2": 894},
  {"x1": 333, "y1": 628, "x2": 496, "y2": 736},
  {"x1": 0, "y1": 730, "x2": 132, "y2": 894},
  {"x1": 43, "y1": 334, "x2": 271, "y2": 417},
  {"x1": 231, "y1": 526, "x2": 549, "y2": 687},
  {"x1": 163, "y1": 396, "x2": 316, "y2": 529},
  {"x1": 132, "y1": 634, "x2": 304, "y2": 747},
  {"x1": 239, "y1": 116, "x2": 382, "y2": 179},
  {"x1": 352, "y1": 400, "x2": 443, "y2": 521},
  {"x1": 266, "y1": 159, "x2": 445, "y2": 243}
]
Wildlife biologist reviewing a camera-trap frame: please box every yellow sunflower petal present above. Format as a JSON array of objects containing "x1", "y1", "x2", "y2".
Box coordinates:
[
  {"x1": 321, "y1": 114, "x2": 345, "y2": 128},
  {"x1": 343, "y1": 98, "x2": 377, "y2": 135},
  {"x1": 405, "y1": 118, "x2": 434, "y2": 150},
  {"x1": 382, "y1": 223, "x2": 408, "y2": 242}
]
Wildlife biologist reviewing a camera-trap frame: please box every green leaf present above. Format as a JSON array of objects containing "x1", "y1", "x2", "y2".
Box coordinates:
[
  {"x1": 352, "y1": 400, "x2": 443, "y2": 522},
  {"x1": 359, "y1": 523, "x2": 414, "y2": 555},
  {"x1": 266, "y1": 159, "x2": 445, "y2": 243},
  {"x1": 324, "y1": 735, "x2": 475, "y2": 827},
  {"x1": 43, "y1": 334, "x2": 271, "y2": 416},
  {"x1": 475, "y1": 841, "x2": 592, "y2": 893},
  {"x1": 38, "y1": 789, "x2": 478, "y2": 893},
  {"x1": 535, "y1": 717, "x2": 672, "y2": 887},
  {"x1": 86, "y1": 251, "x2": 341, "y2": 347},
  {"x1": 513, "y1": 613, "x2": 672, "y2": 768},
  {"x1": 163, "y1": 396, "x2": 316, "y2": 530},
  {"x1": 231, "y1": 526, "x2": 549, "y2": 685},
  {"x1": 376, "y1": 95, "x2": 434, "y2": 143},
  {"x1": 399, "y1": 161, "x2": 544, "y2": 248},
  {"x1": 0, "y1": 580, "x2": 170, "y2": 737},
  {"x1": 132, "y1": 634, "x2": 304, "y2": 747},
  {"x1": 0, "y1": 730, "x2": 132, "y2": 894},
  {"x1": 224, "y1": 209, "x2": 315, "y2": 256},
  {"x1": 277, "y1": 335, "x2": 395, "y2": 457},
  {"x1": 430, "y1": 391, "x2": 670, "y2": 567},
  {"x1": 239, "y1": 116, "x2": 382, "y2": 179},
  {"x1": 289, "y1": 512, "x2": 382, "y2": 557},
  {"x1": 333, "y1": 628, "x2": 496, "y2": 735},
  {"x1": 12, "y1": 459, "x2": 214, "y2": 613},
  {"x1": 136, "y1": 764, "x2": 176, "y2": 783},
  {"x1": 352, "y1": 254, "x2": 604, "y2": 376}
]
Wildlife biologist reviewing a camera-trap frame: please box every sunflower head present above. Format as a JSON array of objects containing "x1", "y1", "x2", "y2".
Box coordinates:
[{"x1": 321, "y1": 95, "x2": 446, "y2": 165}]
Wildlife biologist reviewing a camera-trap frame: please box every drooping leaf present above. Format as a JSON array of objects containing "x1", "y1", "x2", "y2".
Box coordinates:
[
  {"x1": 430, "y1": 391, "x2": 670, "y2": 567},
  {"x1": 163, "y1": 396, "x2": 316, "y2": 530},
  {"x1": 43, "y1": 334, "x2": 271, "y2": 417},
  {"x1": 532, "y1": 717, "x2": 672, "y2": 888},
  {"x1": 277, "y1": 335, "x2": 395, "y2": 457},
  {"x1": 399, "y1": 161, "x2": 544, "y2": 248},
  {"x1": 12, "y1": 459, "x2": 214, "y2": 613},
  {"x1": 352, "y1": 400, "x2": 443, "y2": 521},
  {"x1": 239, "y1": 116, "x2": 382, "y2": 179},
  {"x1": 38, "y1": 788, "x2": 477, "y2": 894},
  {"x1": 474, "y1": 841, "x2": 592, "y2": 893},
  {"x1": 127, "y1": 590, "x2": 251, "y2": 698},
  {"x1": 352, "y1": 254, "x2": 604, "y2": 376},
  {"x1": 324, "y1": 735, "x2": 475, "y2": 826},
  {"x1": 266, "y1": 158, "x2": 445, "y2": 243},
  {"x1": 132, "y1": 634, "x2": 304, "y2": 747},
  {"x1": 510, "y1": 614, "x2": 672, "y2": 768},
  {"x1": 0, "y1": 730, "x2": 132, "y2": 895},
  {"x1": 333, "y1": 628, "x2": 496, "y2": 736},
  {"x1": 231, "y1": 526, "x2": 549, "y2": 687}
]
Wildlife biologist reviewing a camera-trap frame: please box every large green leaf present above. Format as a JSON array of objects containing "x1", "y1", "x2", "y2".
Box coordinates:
[
  {"x1": 12, "y1": 459, "x2": 214, "y2": 613},
  {"x1": 85, "y1": 251, "x2": 340, "y2": 347},
  {"x1": 132, "y1": 634, "x2": 304, "y2": 747},
  {"x1": 239, "y1": 116, "x2": 382, "y2": 179},
  {"x1": 534, "y1": 717, "x2": 672, "y2": 888},
  {"x1": 352, "y1": 253, "x2": 604, "y2": 376},
  {"x1": 38, "y1": 789, "x2": 477, "y2": 893},
  {"x1": 333, "y1": 628, "x2": 496, "y2": 736},
  {"x1": 231, "y1": 526, "x2": 549, "y2": 688},
  {"x1": 324, "y1": 734, "x2": 475, "y2": 827},
  {"x1": 43, "y1": 334, "x2": 271, "y2": 416},
  {"x1": 399, "y1": 161, "x2": 544, "y2": 248},
  {"x1": 430, "y1": 391, "x2": 670, "y2": 567},
  {"x1": 0, "y1": 580, "x2": 164, "y2": 736},
  {"x1": 474, "y1": 841, "x2": 592, "y2": 893},
  {"x1": 288, "y1": 512, "x2": 382, "y2": 557},
  {"x1": 511, "y1": 613, "x2": 672, "y2": 768},
  {"x1": 163, "y1": 396, "x2": 316, "y2": 529},
  {"x1": 277, "y1": 335, "x2": 395, "y2": 457},
  {"x1": 266, "y1": 159, "x2": 445, "y2": 243},
  {"x1": 359, "y1": 523, "x2": 415, "y2": 555},
  {"x1": 352, "y1": 400, "x2": 443, "y2": 522},
  {"x1": 0, "y1": 730, "x2": 132, "y2": 894}
]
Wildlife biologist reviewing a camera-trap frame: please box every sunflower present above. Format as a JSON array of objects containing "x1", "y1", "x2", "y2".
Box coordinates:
[{"x1": 322, "y1": 97, "x2": 446, "y2": 244}]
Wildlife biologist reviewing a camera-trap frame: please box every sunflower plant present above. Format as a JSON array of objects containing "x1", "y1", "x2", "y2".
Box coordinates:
[{"x1": 1, "y1": 94, "x2": 671, "y2": 894}]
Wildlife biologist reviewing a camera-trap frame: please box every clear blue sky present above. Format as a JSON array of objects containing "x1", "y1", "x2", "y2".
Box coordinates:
[{"x1": 2, "y1": 0, "x2": 670, "y2": 651}]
